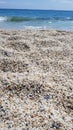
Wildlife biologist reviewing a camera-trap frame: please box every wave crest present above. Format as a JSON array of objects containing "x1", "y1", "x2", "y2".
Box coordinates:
[{"x1": 0, "y1": 16, "x2": 73, "y2": 22}]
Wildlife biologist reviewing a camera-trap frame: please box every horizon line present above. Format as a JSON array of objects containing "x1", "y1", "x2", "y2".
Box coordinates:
[{"x1": 0, "y1": 8, "x2": 73, "y2": 11}]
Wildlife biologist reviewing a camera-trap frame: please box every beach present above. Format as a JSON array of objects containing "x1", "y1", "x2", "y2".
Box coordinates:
[{"x1": 0, "y1": 29, "x2": 73, "y2": 130}]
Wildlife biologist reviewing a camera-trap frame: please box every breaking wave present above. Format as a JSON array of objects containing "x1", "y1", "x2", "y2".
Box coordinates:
[
  {"x1": 0, "y1": 16, "x2": 73, "y2": 22},
  {"x1": 0, "y1": 16, "x2": 7, "y2": 22}
]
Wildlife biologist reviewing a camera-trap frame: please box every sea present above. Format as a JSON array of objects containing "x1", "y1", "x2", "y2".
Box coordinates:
[{"x1": 0, "y1": 9, "x2": 73, "y2": 30}]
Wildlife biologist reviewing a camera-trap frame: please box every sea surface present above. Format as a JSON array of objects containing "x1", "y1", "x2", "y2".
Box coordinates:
[{"x1": 0, "y1": 9, "x2": 73, "y2": 30}]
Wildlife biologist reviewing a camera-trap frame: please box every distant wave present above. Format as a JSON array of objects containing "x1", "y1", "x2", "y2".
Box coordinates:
[{"x1": 0, "y1": 16, "x2": 73, "y2": 22}]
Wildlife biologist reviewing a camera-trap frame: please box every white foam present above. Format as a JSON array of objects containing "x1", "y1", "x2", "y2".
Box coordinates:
[
  {"x1": 49, "y1": 21, "x2": 52, "y2": 24},
  {"x1": 66, "y1": 17, "x2": 71, "y2": 20},
  {"x1": 0, "y1": 16, "x2": 7, "y2": 22},
  {"x1": 23, "y1": 26, "x2": 47, "y2": 30}
]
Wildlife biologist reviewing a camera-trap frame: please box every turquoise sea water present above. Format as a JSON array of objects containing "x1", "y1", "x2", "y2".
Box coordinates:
[{"x1": 0, "y1": 9, "x2": 73, "y2": 30}]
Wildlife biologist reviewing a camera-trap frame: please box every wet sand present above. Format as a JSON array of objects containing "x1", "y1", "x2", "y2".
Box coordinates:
[{"x1": 0, "y1": 29, "x2": 73, "y2": 130}]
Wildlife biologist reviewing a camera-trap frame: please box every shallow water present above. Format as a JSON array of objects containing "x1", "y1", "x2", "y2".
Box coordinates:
[{"x1": 0, "y1": 9, "x2": 73, "y2": 30}]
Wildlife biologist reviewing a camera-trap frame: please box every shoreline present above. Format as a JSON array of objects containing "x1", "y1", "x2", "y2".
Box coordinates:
[
  {"x1": 0, "y1": 29, "x2": 73, "y2": 129},
  {"x1": 0, "y1": 28, "x2": 73, "y2": 32}
]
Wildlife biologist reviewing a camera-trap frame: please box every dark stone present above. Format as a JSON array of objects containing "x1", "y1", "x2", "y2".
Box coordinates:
[
  {"x1": 0, "y1": 105, "x2": 3, "y2": 109},
  {"x1": 67, "y1": 105, "x2": 73, "y2": 110},
  {"x1": 44, "y1": 94, "x2": 50, "y2": 100},
  {"x1": 29, "y1": 93, "x2": 33, "y2": 98},
  {"x1": 52, "y1": 122, "x2": 61, "y2": 129},
  {"x1": 26, "y1": 123, "x2": 28, "y2": 126},
  {"x1": 8, "y1": 125, "x2": 11, "y2": 129}
]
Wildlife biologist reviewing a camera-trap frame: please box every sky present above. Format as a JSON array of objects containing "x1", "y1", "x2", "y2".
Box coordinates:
[{"x1": 0, "y1": 0, "x2": 73, "y2": 10}]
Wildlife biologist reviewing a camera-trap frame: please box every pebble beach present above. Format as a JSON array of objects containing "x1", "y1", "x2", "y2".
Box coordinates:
[{"x1": 0, "y1": 29, "x2": 73, "y2": 130}]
